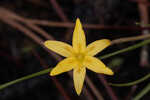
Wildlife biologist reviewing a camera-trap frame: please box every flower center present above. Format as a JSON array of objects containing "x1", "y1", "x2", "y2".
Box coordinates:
[
  {"x1": 73, "y1": 53, "x2": 85, "y2": 69},
  {"x1": 75, "y1": 53, "x2": 85, "y2": 62}
]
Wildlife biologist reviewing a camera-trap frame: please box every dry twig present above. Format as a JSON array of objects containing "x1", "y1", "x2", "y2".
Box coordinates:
[{"x1": 138, "y1": 0, "x2": 149, "y2": 67}]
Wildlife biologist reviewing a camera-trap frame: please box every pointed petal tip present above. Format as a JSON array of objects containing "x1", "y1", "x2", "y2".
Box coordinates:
[
  {"x1": 44, "y1": 40, "x2": 49, "y2": 46},
  {"x1": 76, "y1": 18, "x2": 80, "y2": 21},
  {"x1": 50, "y1": 71, "x2": 55, "y2": 76},
  {"x1": 44, "y1": 40, "x2": 52, "y2": 47},
  {"x1": 109, "y1": 71, "x2": 114, "y2": 75},
  {"x1": 105, "y1": 39, "x2": 111, "y2": 45},
  {"x1": 75, "y1": 86, "x2": 82, "y2": 95},
  {"x1": 76, "y1": 91, "x2": 81, "y2": 96},
  {"x1": 50, "y1": 68, "x2": 58, "y2": 76},
  {"x1": 76, "y1": 18, "x2": 81, "y2": 25},
  {"x1": 101, "y1": 39, "x2": 111, "y2": 46},
  {"x1": 106, "y1": 68, "x2": 114, "y2": 75}
]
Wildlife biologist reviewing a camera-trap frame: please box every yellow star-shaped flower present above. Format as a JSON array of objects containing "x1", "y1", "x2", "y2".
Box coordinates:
[{"x1": 44, "y1": 18, "x2": 114, "y2": 95}]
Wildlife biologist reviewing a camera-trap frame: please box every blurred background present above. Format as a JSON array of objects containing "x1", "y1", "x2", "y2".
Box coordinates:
[{"x1": 0, "y1": 0, "x2": 150, "y2": 100}]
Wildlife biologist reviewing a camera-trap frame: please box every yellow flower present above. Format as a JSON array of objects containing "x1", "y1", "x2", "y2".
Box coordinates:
[{"x1": 44, "y1": 18, "x2": 114, "y2": 95}]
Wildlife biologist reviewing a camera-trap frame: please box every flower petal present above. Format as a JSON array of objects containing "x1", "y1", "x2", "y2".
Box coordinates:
[
  {"x1": 72, "y1": 18, "x2": 86, "y2": 53},
  {"x1": 73, "y1": 67, "x2": 86, "y2": 95},
  {"x1": 84, "y1": 56, "x2": 114, "y2": 75},
  {"x1": 50, "y1": 57, "x2": 76, "y2": 76},
  {"x1": 44, "y1": 40, "x2": 74, "y2": 57},
  {"x1": 86, "y1": 39, "x2": 111, "y2": 56}
]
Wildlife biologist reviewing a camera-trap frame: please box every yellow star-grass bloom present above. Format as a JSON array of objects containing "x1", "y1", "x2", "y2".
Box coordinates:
[{"x1": 44, "y1": 18, "x2": 114, "y2": 95}]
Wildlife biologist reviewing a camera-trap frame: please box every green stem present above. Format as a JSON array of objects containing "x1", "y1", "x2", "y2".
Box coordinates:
[
  {"x1": 1, "y1": 39, "x2": 150, "y2": 90},
  {"x1": 0, "y1": 68, "x2": 51, "y2": 90},
  {"x1": 109, "y1": 73, "x2": 150, "y2": 87},
  {"x1": 133, "y1": 83, "x2": 150, "y2": 100},
  {"x1": 99, "y1": 39, "x2": 150, "y2": 59}
]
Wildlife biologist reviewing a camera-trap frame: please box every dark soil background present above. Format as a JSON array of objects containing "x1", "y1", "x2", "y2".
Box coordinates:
[{"x1": 0, "y1": 0, "x2": 150, "y2": 100}]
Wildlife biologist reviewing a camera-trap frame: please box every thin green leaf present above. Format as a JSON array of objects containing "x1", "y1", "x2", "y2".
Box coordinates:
[
  {"x1": 0, "y1": 68, "x2": 51, "y2": 90},
  {"x1": 109, "y1": 73, "x2": 150, "y2": 87},
  {"x1": 133, "y1": 83, "x2": 150, "y2": 100}
]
